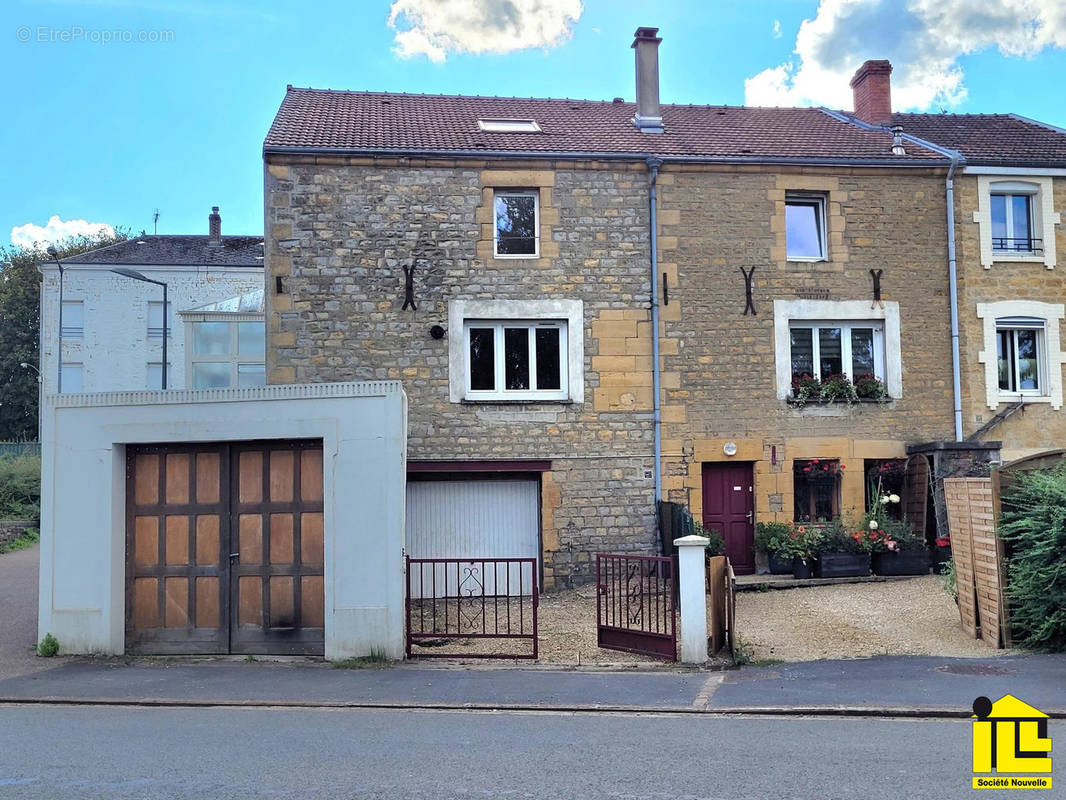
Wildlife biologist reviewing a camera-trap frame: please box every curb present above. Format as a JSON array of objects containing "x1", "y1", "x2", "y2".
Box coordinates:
[{"x1": 1, "y1": 696, "x2": 1063, "y2": 718}]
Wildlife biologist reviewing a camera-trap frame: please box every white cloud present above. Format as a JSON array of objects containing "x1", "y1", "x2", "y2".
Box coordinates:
[
  {"x1": 387, "y1": 0, "x2": 583, "y2": 62},
  {"x1": 773, "y1": 19, "x2": 782, "y2": 39},
  {"x1": 745, "y1": 0, "x2": 1066, "y2": 110},
  {"x1": 10, "y1": 216, "x2": 115, "y2": 250}
]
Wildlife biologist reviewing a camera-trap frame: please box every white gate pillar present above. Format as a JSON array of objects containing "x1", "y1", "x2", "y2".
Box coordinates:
[{"x1": 673, "y1": 535, "x2": 708, "y2": 664}]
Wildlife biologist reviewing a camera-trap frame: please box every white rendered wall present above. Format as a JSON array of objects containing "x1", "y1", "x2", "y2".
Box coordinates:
[
  {"x1": 39, "y1": 263, "x2": 263, "y2": 393},
  {"x1": 37, "y1": 382, "x2": 408, "y2": 660}
]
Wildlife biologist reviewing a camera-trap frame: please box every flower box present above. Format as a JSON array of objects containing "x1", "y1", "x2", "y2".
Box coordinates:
[
  {"x1": 768, "y1": 552, "x2": 793, "y2": 575},
  {"x1": 792, "y1": 557, "x2": 815, "y2": 580},
  {"x1": 872, "y1": 550, "x2": 929, "y2": 576},
  {"x1": 815, "y1": 552, "x2": 870, "y2": 578}
]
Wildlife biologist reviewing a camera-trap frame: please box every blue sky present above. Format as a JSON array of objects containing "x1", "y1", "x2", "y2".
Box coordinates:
[{"x1": 3, "y1": 0, "x2": 1065, "y2": 246}]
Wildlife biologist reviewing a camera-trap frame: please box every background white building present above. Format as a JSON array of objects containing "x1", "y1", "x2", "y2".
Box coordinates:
[{"x1": 38, "y1": 207, "x2": 265, "y2": 393}]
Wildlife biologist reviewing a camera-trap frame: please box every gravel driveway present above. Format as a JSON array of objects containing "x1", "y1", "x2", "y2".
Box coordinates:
[{"x1": 735, "y1": 574, "x2": 1001, "y2": 663}]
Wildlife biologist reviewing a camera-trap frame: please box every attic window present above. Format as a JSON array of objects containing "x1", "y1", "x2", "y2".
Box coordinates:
[{"x1": 477, "y1": 118, "x2": 541, "y2": 133}]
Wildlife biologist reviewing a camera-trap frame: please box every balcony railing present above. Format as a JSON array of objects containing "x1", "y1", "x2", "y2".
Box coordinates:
[{"x1": 992, "y1": 237, "x2": 1043, "y2": 254}]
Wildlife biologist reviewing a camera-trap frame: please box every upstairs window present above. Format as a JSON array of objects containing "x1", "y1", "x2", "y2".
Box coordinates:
[
  {"x1": 991, "y1": 191, "x2": 1039, "y2": 254},
  {"x1": 785, "y1": 193, "x2": 827, "y2": 260},
  {"x1": 61, "y1": 300, "x2": 84, "y2": 339},
  {"x1": 789, "y1": 321, "x2": 885, "y2": 384},
  {"x1": 189, "y1": 320, "x2": 265, "y2": 389},
  {"x1": 493, "y1": 190, "x2": 539, "y2": 257},
  {"x1": 147, "y1": 301, "x2": 172, "y2": 338},
  {"x1": 996, "y1": 317, "x2": 1045, "y2": 395},
  {"x1": 464, "y1": 320, "x2": 567, "y2": 401},
  {"x1": 477, "y1": 118, "x2": 541, "y2": 133}
]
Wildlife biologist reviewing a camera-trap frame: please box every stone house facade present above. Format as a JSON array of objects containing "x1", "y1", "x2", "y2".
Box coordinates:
[{"x1": 262, "y1": 30, "x2": 1066, "y2": 583}]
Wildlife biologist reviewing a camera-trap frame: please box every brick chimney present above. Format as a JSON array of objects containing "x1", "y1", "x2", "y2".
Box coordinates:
[
  {"x1": 632, "y1": 27, "x2": 663, "y2": 133},
  {"x1": 208, "y1": 206, "x2": 222, "y2": 245},
  {"x1": 850, "y1": 60, "x2": 893, "y2": 125}
]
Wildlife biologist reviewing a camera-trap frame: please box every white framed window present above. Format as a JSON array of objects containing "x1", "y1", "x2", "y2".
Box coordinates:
[
  {"x1": 477, "y1": 118, "x2": 541, "y2": 133},
  {"x1": 977, "y1": 301, "x2": 1065, "y2": 410},
  {"x1": 146, "y1": 362, "x2": 173, "y2": 390},
  {"x1": 974, "y1": 176, "x2": 1060, "y2": 269},
  {"x1": 448, "y1": 299, "x2": 584, "y2": 404},
  {"x1": 785, "y1": 193, "x2": 827, "y2": 260},
  {"x1": 773, "y1": 299, "x2": 903, "y2": 401},
  {"x1": 187, "y1": 320, "x2": 265, "y2": 389},
  {"x1": 61, "y1": 300, "x2": 84, "y2": 339},
  {"x1": 995, "y1": 319, "x2": 1044, "y2": 395},
  {"x1": 147, "y1": 301, "x2": 172, "y2": 338},
  {"x1": 463, "y1": 320, "x2": 568, "y2": 401},
  {"x1": 493, "y1": 190, "x2": 539, "y2": 258},
  {"x1": 789, "y1": 321, "x2": 885, "y2": 383},
  {"x1": 60, "y1": 363, "x2": 83, "y2": 393}
]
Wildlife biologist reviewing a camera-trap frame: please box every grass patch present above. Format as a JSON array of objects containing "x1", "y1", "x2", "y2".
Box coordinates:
[
  {"x1": 331, "y1": 650, "x2": 392, "y2": 669},
  {"x1": 731, "y1": 636, "x2": 783, "y2": 667},
  {"x1": 0, "y1": 527, "x2": 39, "y2": 554}
]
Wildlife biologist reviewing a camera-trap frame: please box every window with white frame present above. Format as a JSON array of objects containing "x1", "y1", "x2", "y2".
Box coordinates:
[
  {"x1": 463, "y1": 320, "x2": 568, "y2": 400},
  {"x1": 974, "y1": 176, "x2": 1059, "y2": 269},
  {"x1": 147, "y1": 301, "x2": 172, "y2": 338},
  {"x1": 991, "y1": 190, "x2": 1038, "y2": 254},
  {"x1": 60, "y1": 363, "x2": 83, "y2": 393},
  {"x1": 785, "y1": 193, "x2": 827, "y2": 260},
  {"x1": 188, "y1": 320, "x2": 265, "y2": 389},
  {"x1": 493, "y1": 190, "x2": 539, "y2": 257},
  {"x1": 789, "y1": 321, "x2": 885, "y2": 383},
  {"x1": 996, "y1": 317, "x2": 1045, "y2": 395},
  {"x1": 61, "y1": 300, "x2": 84, "y2": 338},
  {"x1": 146, "y1": 362, "x2": 173, "y2": 390}
]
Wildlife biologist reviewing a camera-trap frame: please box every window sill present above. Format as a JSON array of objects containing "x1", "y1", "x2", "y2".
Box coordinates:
[
  {"x1": 988, "y1": 254, "x2": 1047, "y2": 266},
  {"x1": 995, "y1": 394, "x2": 1050, "y2": 405},
  {"x1": 491, "y1": 253, "x2": 540, "y2": 260},
  {"x1": 787, "y1": 396, "x2": 895, "y2": 408},
  {"x1": 461, "y1": 398, "x2": 573, "y2": 405},
  {"x1": 785, "y1": 256, "x2": 829, "y2": 263}
]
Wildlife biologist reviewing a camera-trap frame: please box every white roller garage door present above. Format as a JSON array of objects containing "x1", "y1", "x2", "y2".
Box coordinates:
[{"x1": 405, "y1": 478, "x2": 540, "y2": 596}]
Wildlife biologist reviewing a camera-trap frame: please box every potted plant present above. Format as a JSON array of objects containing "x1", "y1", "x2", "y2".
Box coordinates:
[
  {"x1": 819, "y1": 373, "x2": 858, "y2": 404},
  {"x1": 869, "y1": 518, "x2": 929, "y2": 575},
  {"x1": 814, "y1": 518, "x2": 872, "y2": 577},
  {"x1": 755, "y1": 521, "x2": 793, "y2": 574},
  {"x1": 854, "y1": 374, "x2": 889, "y2": 403},
  {"x1": 933, "y1": 534, "x2": 952, "y2": 568},
  {"x1": 694, "y1": 522, "x2": 725, "y2": 559},
  {"x1": 787, "y1": 524, "x2": 822, "y2": 580},
  {"x1": 790, "y1": 373, "x2": 822, "y2": 406}
]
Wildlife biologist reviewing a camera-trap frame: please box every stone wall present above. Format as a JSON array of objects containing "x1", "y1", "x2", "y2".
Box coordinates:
[
  {"x1": 954, "y1": 175, "x2": 1066, "y2": 461},
  {"x1": 0, "y1": 521, "x2": 36, "y2": 549}
]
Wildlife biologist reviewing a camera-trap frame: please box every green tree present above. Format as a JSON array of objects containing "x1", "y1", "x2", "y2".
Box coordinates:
[{"x1": 0, "y1": 230, "x2": 129, "y2": 440}]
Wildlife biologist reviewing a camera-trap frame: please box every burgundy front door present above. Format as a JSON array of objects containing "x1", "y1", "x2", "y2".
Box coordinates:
[{"x1": 701, "y1": 463, "x2": 755, "y2": 575}]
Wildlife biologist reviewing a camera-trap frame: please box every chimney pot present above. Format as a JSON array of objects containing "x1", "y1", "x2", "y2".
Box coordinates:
[
  {"x1": 632, "y1": 27, "x2": 663, "y2": 133},
  {"x1": 208, "y1": 206, "x2": 222, "y2": 245},
  {"x1": 850, "y1": 59, "x2": 893, "y2": 125}
]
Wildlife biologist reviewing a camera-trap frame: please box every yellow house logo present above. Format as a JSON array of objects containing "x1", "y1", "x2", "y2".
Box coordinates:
[{"x1": 972, "y1": 695, "x2": 1053, "y2": 790}]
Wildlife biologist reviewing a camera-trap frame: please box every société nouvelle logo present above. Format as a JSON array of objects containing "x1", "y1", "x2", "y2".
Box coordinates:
[{"x1": 972, "y1": 695, "x2": 1053, "y2": 790}]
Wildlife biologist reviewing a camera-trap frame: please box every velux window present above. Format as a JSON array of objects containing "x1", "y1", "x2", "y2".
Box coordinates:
[
  {"x1": 493, "y1": 190, "x2": 539, "y2": 257},
  {"x1": 464, "y1": 320, "x2": 568, "y2": 401},
  {"x1": 996, "y1": 317, "x2": 1045, "y2": 395},
  {"x1": 991, "y1": 191, "x2": 1038, "y2": 254},
  {"x1": 785, "y1": 193, "x2": 827, "y2": 260},
  {"x1": 790, "y1": 322, "x2": 884, "y2": 383}
]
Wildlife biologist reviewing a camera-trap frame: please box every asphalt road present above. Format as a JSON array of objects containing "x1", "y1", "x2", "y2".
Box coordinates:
[{"x1": 2, "y1": 705, "x2": 1058, "y2": 799}]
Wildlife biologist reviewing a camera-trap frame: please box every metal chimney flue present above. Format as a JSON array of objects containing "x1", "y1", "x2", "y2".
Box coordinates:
[{"x1": 632, "y1": 27, "x2": 664, "y2": 133}]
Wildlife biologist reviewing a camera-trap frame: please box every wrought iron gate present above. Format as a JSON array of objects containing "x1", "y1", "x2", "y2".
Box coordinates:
[
  {"x1": 405, "y1": 556, "x2": 538, "y2": 659},
  {"x1": 596, "y1": 553, "x2": 677, "y2": 661}
]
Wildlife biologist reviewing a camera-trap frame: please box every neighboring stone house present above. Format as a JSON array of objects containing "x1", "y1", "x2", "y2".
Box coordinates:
[
  {"x1": 261, "y1": 29, "x2": 1064, "y2": 584},
  {"x1": 39, "y1": 208, "x2": 265, "y2": 393}
]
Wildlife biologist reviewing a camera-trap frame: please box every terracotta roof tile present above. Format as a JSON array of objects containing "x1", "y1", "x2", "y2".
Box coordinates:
[{"x1": 264, "y1": 88, "x2": 946, "y2": 163}]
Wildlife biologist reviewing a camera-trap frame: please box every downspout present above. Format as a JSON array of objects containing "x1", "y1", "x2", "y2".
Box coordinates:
[
  {"x1": 946, "y1": 156, "x2": 964, "y2": 441},
  {"x1": 647, "y1": 157, "x2": 664, "y2": 517}
]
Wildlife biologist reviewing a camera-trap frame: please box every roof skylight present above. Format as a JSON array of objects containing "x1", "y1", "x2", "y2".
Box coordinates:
[{"x1": 477, "y1": 118, "x2": 541, "y2": 133}]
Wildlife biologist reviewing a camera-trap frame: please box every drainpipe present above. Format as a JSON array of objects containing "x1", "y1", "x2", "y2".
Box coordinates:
[
  {"x1": 647, "y1": 157, "x2": 664, "y2": 516},
  {"x1": 946, "y1": 156, "x2": 963, "y2": 441}
]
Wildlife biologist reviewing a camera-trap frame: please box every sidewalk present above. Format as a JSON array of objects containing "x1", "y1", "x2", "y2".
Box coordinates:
[{"x1": 1, "y1": 653, "x2": 1062, "y2": 716}]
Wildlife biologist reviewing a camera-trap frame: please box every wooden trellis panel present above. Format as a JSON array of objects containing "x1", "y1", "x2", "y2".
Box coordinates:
[{"x1": 943, "y1": 478, "x2": 1003, "y2": 648}]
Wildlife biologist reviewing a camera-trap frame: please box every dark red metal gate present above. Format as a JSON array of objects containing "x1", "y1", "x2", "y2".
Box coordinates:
[
  {"x1": 596, "y1": 553, "x2": 677, "y2": 661},
  {"x1": 405, "y1": 556, "x2": 538, "y2": 659}
]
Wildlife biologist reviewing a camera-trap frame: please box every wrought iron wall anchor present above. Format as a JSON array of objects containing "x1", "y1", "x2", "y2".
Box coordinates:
[
  {"x1": 870, "y1": 268, "x2": 884, "y2": 309},
  {"x1": 402, "y1": 264, "x2": 417, "y2": 311},
  {"x1": 740, "y1": 266, "x2": 757, "y2": 315}
]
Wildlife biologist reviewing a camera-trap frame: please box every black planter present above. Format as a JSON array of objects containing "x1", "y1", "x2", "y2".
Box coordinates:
[
  {"x1": 768, "y1": 552, "x2": 793, "y2": 575},
  {"x1": 792, "y1": 557, "x2": 815, "y2": 580},
  {"x1": 815, "y1": 552, "x2": 870, "y2": 578},
  {"x1": 933, "y1": 544, "x2": 952, "y2": 566},
  {"x1": 872, "y1": 550, "x2": 930, "y2": 576}
]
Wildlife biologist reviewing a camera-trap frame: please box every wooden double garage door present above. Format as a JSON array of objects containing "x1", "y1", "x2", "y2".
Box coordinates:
[{"x1": 126, "y1": 440, "x2": 324, "y2": 655}]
